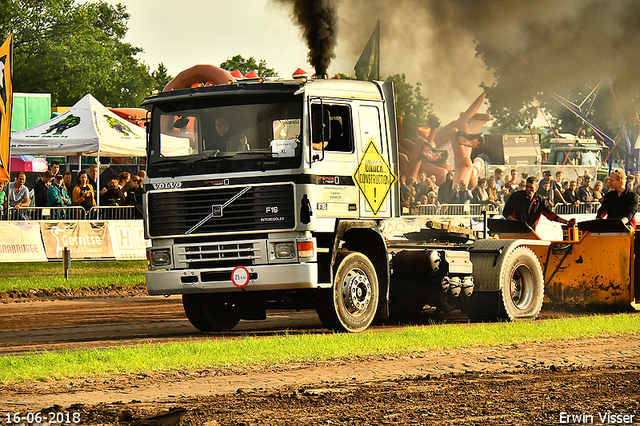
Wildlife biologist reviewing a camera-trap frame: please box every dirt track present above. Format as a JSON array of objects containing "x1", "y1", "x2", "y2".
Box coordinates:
[{"x1": 1, "y1": 296, "x2": 639, "y2": 425}]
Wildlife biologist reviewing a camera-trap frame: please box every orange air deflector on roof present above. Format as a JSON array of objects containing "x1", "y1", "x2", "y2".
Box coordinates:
[{"x1": 163, "y1": 64, "x2": 236, "y2": 91}]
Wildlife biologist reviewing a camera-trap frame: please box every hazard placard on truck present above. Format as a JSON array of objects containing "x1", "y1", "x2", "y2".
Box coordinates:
[{"x1": 353, "y1": 139, "x2": 397, "y2": 216}]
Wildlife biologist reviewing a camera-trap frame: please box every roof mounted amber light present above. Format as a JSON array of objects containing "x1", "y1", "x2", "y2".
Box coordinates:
[
  {"x1": 257, "y1": 78, "x2": 264, "y2": 84},
  {"x1": 226, "y1": 80, "x2": 233, "y2": 85}
]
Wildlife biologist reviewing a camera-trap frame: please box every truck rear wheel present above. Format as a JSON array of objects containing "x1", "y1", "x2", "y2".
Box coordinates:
[
  {"x1": 317, "y1": 252, "x2": 379, "y2": 333},
  {"x1": 182, "y1": 293, "x2": 241, "y2": 332},
  {"x1": 499, "y1": 246, "x2": 544, "y2": 321}
]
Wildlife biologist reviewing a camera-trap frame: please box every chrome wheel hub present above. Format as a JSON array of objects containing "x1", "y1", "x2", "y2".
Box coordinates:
[{"x1": 341, "y1": 268, "x2": 372, "y2": 316}]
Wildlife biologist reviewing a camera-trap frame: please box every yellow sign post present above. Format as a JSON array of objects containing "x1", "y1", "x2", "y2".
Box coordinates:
[{"x1": 353, "y1": 139, "x2": 397, "y2": 215}]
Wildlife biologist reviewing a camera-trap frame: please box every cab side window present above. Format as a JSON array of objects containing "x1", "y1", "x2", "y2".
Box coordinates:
[{"x1": 311, "y1": 104, "x2": 353, "y2": 153}]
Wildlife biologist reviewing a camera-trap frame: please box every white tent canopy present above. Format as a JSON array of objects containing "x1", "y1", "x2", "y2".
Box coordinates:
[{"x1": 10, "y1": 93, "x2": 146, "y2": 157}]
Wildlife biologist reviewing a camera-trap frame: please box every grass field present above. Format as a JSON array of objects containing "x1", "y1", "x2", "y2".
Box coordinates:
[
  {"x1": 0, "y1": 313, "x2": 638, "y2": 383},
  {"x1": 0, "y1": 261, "x2": 146, "y2": 292}
]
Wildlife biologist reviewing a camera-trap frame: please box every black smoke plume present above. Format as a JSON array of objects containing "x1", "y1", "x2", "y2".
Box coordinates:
[
  {"x1": 336, "y1": 0, "x2": 640, "y2": 121},
  {"x1": 274, "y1": 0, "x2": 338, "y2": 77}
]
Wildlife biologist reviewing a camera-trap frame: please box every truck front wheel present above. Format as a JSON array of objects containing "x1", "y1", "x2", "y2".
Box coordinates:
[
  {"x1": 183, "y1": 293, "x2": 241, "y2": 332},
  {"x1": 317, "y1": 252, "x2": 379, "y2": 333}
]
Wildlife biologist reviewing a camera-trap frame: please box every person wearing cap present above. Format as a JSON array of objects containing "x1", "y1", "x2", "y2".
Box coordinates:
[
  {"x1": 503, "y1": 176, "x2": 576, "y2": 230},
  {"x1": 47, "y1": 173, "x2": 71, "y2": 219},
  {"x1": 540, "y1": 170, "x2": 567, "y2": 205},
  {"x1": 597, "y1": 170, "x2": 639, "y2": 228}
]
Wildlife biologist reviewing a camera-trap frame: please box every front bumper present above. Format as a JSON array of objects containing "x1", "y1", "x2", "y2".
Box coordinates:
[{"x1": 146, "y1": 262, "x2": 318, "y2": 295}]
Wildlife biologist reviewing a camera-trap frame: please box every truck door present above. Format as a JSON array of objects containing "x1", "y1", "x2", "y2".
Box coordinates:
[
  {"x1": 309, "y1": 102, "x2": 360, "y2": 219},
  {"x1": 355, "y1": 104, "x2": 395, "y2": 218}
]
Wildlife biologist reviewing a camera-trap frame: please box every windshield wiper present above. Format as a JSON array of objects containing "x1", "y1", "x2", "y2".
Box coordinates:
[
  {"x1": 192, "y1": 151, "x2": 236, "y2": 163},
  {"x1": 151, "y1": 158, "x2": 186, "y2": 166},
  {"x1": 234, "y1": 150, "x2": 274, "y2": 158}
]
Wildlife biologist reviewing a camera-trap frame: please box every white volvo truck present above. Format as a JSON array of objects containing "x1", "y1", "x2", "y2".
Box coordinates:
[{"x1": 143, "y1": 73, "x2": 547, "y2": 332}]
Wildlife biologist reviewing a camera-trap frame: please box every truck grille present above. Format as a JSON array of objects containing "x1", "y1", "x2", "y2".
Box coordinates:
[
  {"x1": 176, "y1": 240, "x2": 266, "y2": 269},
  {"x1": 147, "y1": 183, "x2": 295, "y2": 237}
]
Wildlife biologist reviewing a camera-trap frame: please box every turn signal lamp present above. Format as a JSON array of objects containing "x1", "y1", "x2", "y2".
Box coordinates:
[{"x1": 297, "y1": 241, "x2": 314, "y2": 258}]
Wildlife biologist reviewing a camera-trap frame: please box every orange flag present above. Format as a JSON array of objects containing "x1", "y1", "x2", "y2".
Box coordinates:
[{"x1": 0, "y1": 34, "x2": 13, "y2": 183}]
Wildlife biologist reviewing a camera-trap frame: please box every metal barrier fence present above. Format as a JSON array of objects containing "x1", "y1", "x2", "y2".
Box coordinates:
[
  {"x1": 412, "y1": 201, "x2": 601, "y2": 217},
  {"x1": 4, "y1": 206, "x2": 137, "y2": 221},
  {"x1": 414, "y1": 203, "x2": 502, "y2": 217},
  {"x1": 553, "y1": 202, "x2": 601, "y2": 215},
  {"x1": 89, "y1": 206, "x2": 138, "y2": 220},
  {"x1": 2, "y1": 202, "x2": 601, "y2": 221}
]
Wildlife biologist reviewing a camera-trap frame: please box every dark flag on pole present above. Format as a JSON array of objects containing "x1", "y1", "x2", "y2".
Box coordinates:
[
  {"x1": 354, "y1": 21, "x2": 380, "y2": 81},
  {"x1": 0, "y1": 34, "x2": 13, "y2": 183}
]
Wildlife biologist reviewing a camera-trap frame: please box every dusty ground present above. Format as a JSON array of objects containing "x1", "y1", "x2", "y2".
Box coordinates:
[{"x1": 1, "y1": 292, "x2": 639, "y2": 425}]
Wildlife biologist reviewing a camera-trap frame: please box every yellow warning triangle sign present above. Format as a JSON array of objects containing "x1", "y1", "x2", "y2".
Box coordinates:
[{"x1": 353, "y1": 139, "x2": 397, "y2": 215}]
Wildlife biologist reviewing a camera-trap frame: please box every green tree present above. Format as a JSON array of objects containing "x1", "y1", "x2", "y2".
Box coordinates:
[
  {"x1": 151, "y1": 62, "x2": 172, "y2": 93},
  {"x1": 386, "y1": 73, "x2": 433, "y2": 140},
  {"x1": 219, "y1": 55, "x2": 278, "y2": 78},
  {"x1": 335, "y1": 73, "x2": 355, "y2": 80},
  {"x1": 0, "y1": 0, "x2": 155, "y2": 107}
]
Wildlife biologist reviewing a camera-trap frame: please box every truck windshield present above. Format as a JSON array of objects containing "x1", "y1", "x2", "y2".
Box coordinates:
[
  {"x1": 148, "y1": 96, "x2": 302, "y2": 170},
  {"x1": 552, "y1": 149, "x2": 600, "y2": 166}
]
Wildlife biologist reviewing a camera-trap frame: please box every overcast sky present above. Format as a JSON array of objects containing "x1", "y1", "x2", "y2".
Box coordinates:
[
  {"x1": 102, "y1": 0, "x2": 497, "y2": 123},
  {"x1": 104, "y1": 0, "x2": 355, "y2": 80}
]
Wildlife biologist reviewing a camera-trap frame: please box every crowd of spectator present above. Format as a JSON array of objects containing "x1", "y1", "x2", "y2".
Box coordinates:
[
  {"x1": 400, "y1": 167, "x2": 640, "y2": 216},
  {"x1": 1, "y1": 161, "x2": 146, "y2": 219}
]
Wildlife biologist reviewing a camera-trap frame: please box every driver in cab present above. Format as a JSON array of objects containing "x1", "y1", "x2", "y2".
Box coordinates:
[{"x1": 208, "y1": 116, "x2": 249, "y2": 153}]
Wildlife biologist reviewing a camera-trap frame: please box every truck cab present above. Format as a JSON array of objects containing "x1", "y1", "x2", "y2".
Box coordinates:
[{"x1": 143, "y1": 77, "x2": 399, "y2": 332}]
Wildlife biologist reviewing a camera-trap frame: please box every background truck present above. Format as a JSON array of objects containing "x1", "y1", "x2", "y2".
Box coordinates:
[
  {"x1": 143, "y1": 68, "x2": 552, "y2": 333},
  {"x1": 472, "y1": 133, "x2": 542, "y2": 167},
  {"x1": 474, "y1": 132, "x2": 598, "y2": 182}
]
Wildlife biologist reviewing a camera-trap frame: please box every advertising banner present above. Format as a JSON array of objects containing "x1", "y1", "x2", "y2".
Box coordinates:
[
  {"x1": 0, "y1": 222, "x2": 47, "y2": 262},
  {"x1": 40, "y1": 222, "x2": 113, "y2": 259},
  {"x1": 0, "y1": 34, "x2": 13, "y2": 183},
  {"x1": 108, "y1": 221, "x2": 148, "y2": 260}
]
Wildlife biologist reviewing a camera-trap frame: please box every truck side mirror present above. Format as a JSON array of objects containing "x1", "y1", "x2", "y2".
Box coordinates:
[{"x1": 313, "y1": 110, "x2": 331, "y2": 144}]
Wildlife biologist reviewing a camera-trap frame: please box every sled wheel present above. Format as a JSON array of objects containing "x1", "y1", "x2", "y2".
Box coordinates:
[
  {"x1": 499, "y1": 246, "x2": 544, "y2": 321},
  {"x1": 317, "y1": 252, "x2": 379, "y2": 333}
]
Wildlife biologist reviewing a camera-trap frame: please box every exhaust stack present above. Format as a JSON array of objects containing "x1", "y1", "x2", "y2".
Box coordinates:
[{"x1": 314, "y1": 68, "x2": 327, "y2": 79}]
